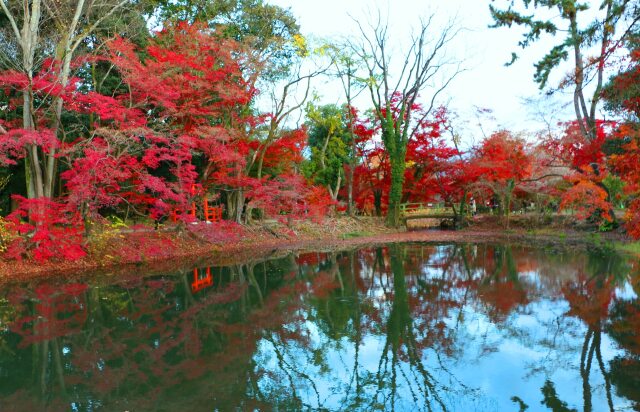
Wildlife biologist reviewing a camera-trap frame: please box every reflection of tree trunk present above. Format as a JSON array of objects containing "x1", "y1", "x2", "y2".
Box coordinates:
[
  {"x1": 581, "y1": 327, "x2": 595, "y2": 412},
  {"x1": 51, "y1": 338, "x2": 66, "y2": 395},
  {"x1": 349, "y1": 250, "x2": 363, "y2": 404},
  {"x1": 87, "y1": 288, "x2": 104, "y2": 323},
  {"x1": 328, "y1": 253, "x2": 344, "y2": 292},
  {"x1": 235, "y1": 265, "x2": 247, "y2": 318},
  {"x1": 482, "y1": 245, "x2": 504, "y2": 285},
  {"x1": 388, "y1": 246, "x2": 410, "y2": 352},
  {"x1": 454, "y1": 245, "x2": 474, "y2": 329},
  {"x1": 288, "y1": 254, "x2": 299, "y2": 278},
  {"x1": 371, "y1": 245, "x2": 445, "y2": 411},
  {"x1": 593, "y1": 327, "x2": 614, "y2": 412},
  {"x1": 182, "y1": 272, "x2": 196, "y2": 306},
  {"x1": 40, "y1": 340, "x2": 49, "y2": 397},
  {"x1": 265, "y1": 334, "x2": 320, "y2": 408},
  {"x1": 246, "y1": 263, "x2": 264, "y2": 306},
  {"x1": 248, "y1": 367, "x2": 266, "y2": 405}
]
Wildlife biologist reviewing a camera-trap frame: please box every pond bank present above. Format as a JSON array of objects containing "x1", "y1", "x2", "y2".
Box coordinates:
[{"x1": 0, "y1": 215, "x2": 634, "y2": 283}]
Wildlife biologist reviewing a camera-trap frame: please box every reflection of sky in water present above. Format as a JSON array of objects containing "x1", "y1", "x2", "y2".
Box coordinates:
[
  {"x1": 616, "y1": 282, "x2": 638, "y2": 301},
  {"x1": 253, "y1": 247, "x2": 636, "y2": 411},
  {"x1": 1, "y1": 243, "x2": 637, "y2": 411}
]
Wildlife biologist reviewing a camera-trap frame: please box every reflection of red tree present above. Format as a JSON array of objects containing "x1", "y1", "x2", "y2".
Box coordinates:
[
  {"x1": 9, "y1": 283, "x2": 88, "y2": 347},
  {"x1": 295, "y1": 252, "x2": 327, "y2": 267},
  {"x1": 516, "y1": 258, "x2": 539, "y2": 273},
  {"x1": 473, "y1": 247, "x2": 531, "y2": 322},
  {"x1": 562, "y1": 275, "x2": 614, "y2": 327},
  {"x1": 478, "y1": 281, "x2": 528, "y2": 321},
  {"x1": 310, "y1": 271, "x2": 340, "y2": 299},
  {"x1": 5, "y1": 244, "x2": 632, "y2": 410}
]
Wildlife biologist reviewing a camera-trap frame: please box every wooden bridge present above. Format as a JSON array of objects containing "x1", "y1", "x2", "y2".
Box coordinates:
[{"x1": 399, "y1": 202, "x2": 456, "y2": 224}]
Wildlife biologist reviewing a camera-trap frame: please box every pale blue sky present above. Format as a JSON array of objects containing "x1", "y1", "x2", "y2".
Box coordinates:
[{"x1": 267, "y1": 0, "x2": 607, "y2": 143}]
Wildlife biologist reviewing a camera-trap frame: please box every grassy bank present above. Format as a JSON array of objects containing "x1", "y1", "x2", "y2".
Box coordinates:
[
  {"x1": 0, "y1": 214, "x2": 635, "y2": 283},
  {"x1": 614, "y1": 241, "x2": 640, "y2": 256}
]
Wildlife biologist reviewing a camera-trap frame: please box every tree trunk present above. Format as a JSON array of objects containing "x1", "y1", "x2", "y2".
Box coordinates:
[
  {"x1": 226, "y1": 192, "x2": 235, "y2": 221},
  {"x1": 20, "y1": 0, "x2": 43, "y2": 200},
  {"x1": 235, "y1": 188, "x2": 244, "y2": 223},
  {"x1": 348, "y1": 152, "x2": 355, "y2": 216},
  {"x1": 504, "y1": 179, "x2": 515, "y2": 229},
  {"x1": 374, "y1": 190, "x2": 382, "y2": 217},
  {"x1": 347, "y1": 121, "x2": 356, "y2": 216},
  {"x1": 387, "y1": 152, "x2": 406, "y2": 227}
]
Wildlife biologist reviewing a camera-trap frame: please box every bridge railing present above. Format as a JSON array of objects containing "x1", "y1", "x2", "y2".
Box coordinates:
[{"x1": 399, "y1": 202, "x2": 450, "y2": 216}]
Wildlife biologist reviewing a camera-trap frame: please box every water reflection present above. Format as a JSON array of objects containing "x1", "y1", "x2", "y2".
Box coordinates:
[{"x1": 0, "y1": 243, "x2": 638, "y2": 411}]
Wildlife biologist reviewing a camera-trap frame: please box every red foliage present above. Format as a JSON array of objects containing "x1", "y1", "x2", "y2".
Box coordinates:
[
  {"x1": 542, "y1": 120, "x2": 616, "y2": 225},
  {"x1": 249, "y1": 174, "x2": 335, "y2": 222},
  {"x1": 544, "y1": 120, "x2": 609, "y2": 170},
  {"x1": 0, "y1": 129, "x2": 58, "y2": 165},
  {"x1": 607, "y1": 57, "x2": 640, "y2": 237},
  {"x1": 352, "y1": 104, "x2": 458, "y2": 214},
  {"x1": 187, "y1": 220, "x2": 244, "y2": 243},
  {"x1": 261, "y1": 127, "x2": 306, "y2": 173},
  {"x1": 0, "y1": 21, "x2": 336, "y2": 262},
  {"x1": 559, "y1": 165, "x2": 613, "y2": 222},
  {"x1": 609, "y1": 124, "x2": 640, "y2": 237},
  {"x1": 562, "y1": 275, "x2": 615, "y2": 327},
  {"x1": 474, "y1": 131, "x2": 531, "y2": 182},
  {"x1": 104, "y1": 22, "x2": 257, "y2": 134},
  {"x1": 403, "y1": 107, "x2": 461, "y2": 204},
  {"x1": 623, "y1": 200, "x2": 640, "y2": 239},
  {"x1": 303, "y1": 185, "x2": 336, "y2": 221},
  {"x1": 5, "y1": 196, "x2": 86, "y2": 262}
]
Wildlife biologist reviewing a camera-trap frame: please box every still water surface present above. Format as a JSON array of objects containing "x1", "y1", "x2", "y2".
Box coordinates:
[{"x1": 0, "y1": 243, "x2": 638, "y2": 411}]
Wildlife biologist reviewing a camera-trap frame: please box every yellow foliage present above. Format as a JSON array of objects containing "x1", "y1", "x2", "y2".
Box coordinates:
[
  {"x1": 292, "y1": 34, "x2": 308, "y2": 57},
  {"x1": 0, "y1": 216, "x2": 17, "y2": 254},
  {"x1": 0, "y1": 175, "x2": 10, "y2": 192},
  {"x1": 87, "y1": 217, "x2": 129, "y2": 257}
]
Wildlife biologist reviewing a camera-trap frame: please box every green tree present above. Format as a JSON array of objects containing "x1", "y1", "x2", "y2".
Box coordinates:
[
  {"x1": 150, "y1": 0, "x2": 300, "y2": 79},
  {"x1": 303, "y1": 103, "x2": 352, "y2": 202},
  {"x1": 323, "y1": 42, "x2": 368, "y2": 215},
  {"x1": 490, "y1": 0, "x2": 640, "y2": 141}
]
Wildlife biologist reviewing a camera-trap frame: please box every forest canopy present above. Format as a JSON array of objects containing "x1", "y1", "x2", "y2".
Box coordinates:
[{"x1": 1, "y1": 0, "x2": 640, "y2": 262}]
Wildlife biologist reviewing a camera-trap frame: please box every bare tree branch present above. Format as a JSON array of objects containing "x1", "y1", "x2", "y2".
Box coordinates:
[{"x1": 0, "y1": 0, "x2": 22, "y2": 40}]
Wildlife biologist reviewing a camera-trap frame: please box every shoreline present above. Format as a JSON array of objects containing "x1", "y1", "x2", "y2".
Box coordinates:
[{"x1": 0, "y1": 216, "x2": 634, "y2": 285}]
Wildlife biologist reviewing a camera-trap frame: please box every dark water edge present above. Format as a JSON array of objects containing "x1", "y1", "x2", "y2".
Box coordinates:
[{"x1": 0, "y1": 242, "x2": 638, "y2": 411}]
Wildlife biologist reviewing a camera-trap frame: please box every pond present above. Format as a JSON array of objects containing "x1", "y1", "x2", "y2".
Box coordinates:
[{"x1": 0, "y1": 243, "x2": 638, "y2": 411}]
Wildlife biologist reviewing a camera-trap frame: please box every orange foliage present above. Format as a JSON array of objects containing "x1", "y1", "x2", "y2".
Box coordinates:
[
  {"x1": 559, "y1": 165, "x2": 613, "y2": 223},
  {"x1": 562, "y1": 276, "x2": 615, "y2": 327},
  {"x1": 609, "y1": 124, "x2": 640, "y2": 237}
]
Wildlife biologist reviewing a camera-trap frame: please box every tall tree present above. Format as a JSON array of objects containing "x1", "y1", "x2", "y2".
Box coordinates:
[
  {"x1": 471, "y1": 130, "x2": 533, "y2": 227},
  {"x1": 490, "y1": 0, "x2": 640, "y2": 226},
  {"x1": 0, "y1": 0, "x2": 138, "y2": 200},
  {"x1": 324, "y1": 42, "x2": 368, "y2": 215},
  {"x1": 490, "y1": 0, "x2": 640, "y2": 141},
  {"x1": 354, "y1": 14, "x2": 462, "y2": 226}
]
